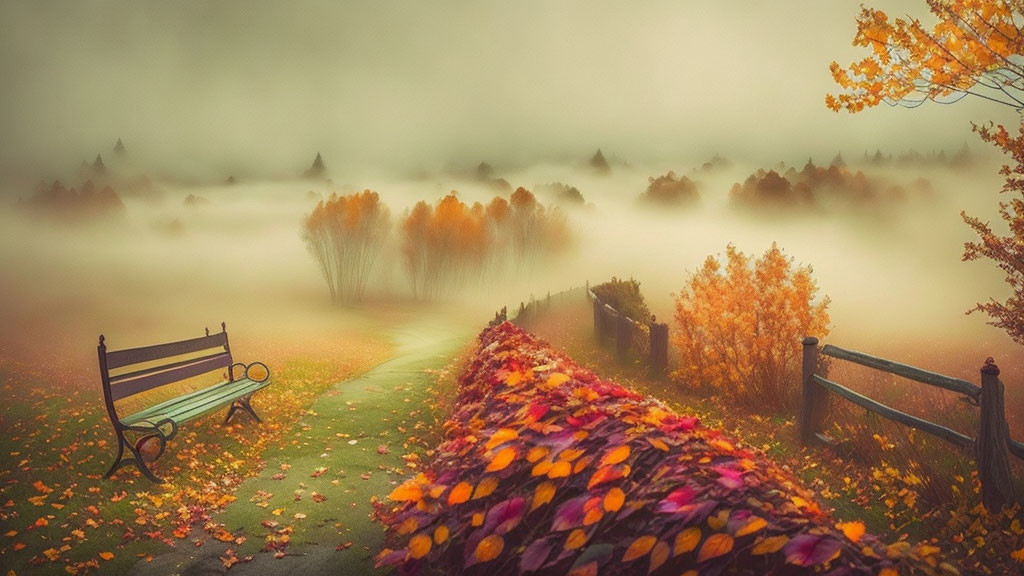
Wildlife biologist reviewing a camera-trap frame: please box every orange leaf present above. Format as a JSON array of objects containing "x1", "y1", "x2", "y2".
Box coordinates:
[
  {"x1": 599, "y1": 445, "x2": 630, "y2": 467},
  {"x1": 99, "y1": 552, "x2": 114, "y2": 561},
  {"x1": 433, "y1": 525, "x2": 449, "y2": 545},
  {"x1": 409, "y1": 534, "x2": 432, "y2": 559},
  {"x1": 472, "y1": 512, "x2": 484, "y2": 527},
  {"x1": 532, "y1": 460, "x2": 554, "y2": 477},
  {"x1": 603, "y1": 488, "x2": 625, "y2": 512},
  {"x1": 565, "y1": 529, "x2": 588, "y2": 550},
  {"x1": 647, "y1": 438, "x2": 669, "y2": 452},
  {"x1": 752, "y1": 535, "x2": 789, "y2": 555},
  {"x1": 474, "y1": 534, "x2": 504, "y2": 563},
  {"x1": 485, "y1": 447, "x2": 516, "y2": 473},
  {"x1": 532, "y1": 481, "x2": 556, "y2": 511},
  {"x1": 735, "y1": 516, "x2": 768, "y2": 537},
  {"x1": 526, "y1": 446, "x2": 549, "y2": 463},
  {"x1": 649, "y1": 541, "x2": 670, "y2": 574},
  {"x1": 623, "y1": 535, "x2": 657, "y2": 561},
  {"x1": 837, "y1": 521, "x2": 865, "y2": 543},
  {"x1": 389, "y1": 480, "x2": 423, "y2": 503},
  {"x1": 448, "y1": 482, "x2": 472, "y2": 505},
  {"x1": 485, "y1": 428, "x2": 518, "y2": 450},
  {"x1": 546, "y1": 372, "x2": 571, "y2": 387},
  {"x1": 674, "y1": 527, "x2": 701, "y2": 556},
  {"x1": 473, "y1": 477, "x2": 498, "y2": 499},
  {"x1": 698, "y1": 533, "x2": 733, "y2": 563},
  {"x1": 879, "y1": 569, "x2": 899, "y2": 576},
  {"x1": 548, "y1": 461, "x2": 571, "y2": 478}
]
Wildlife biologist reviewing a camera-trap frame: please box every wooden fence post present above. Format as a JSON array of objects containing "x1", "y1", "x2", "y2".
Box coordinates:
[
  {"x1": 978, "y1": 359, "x2": 1014, "y2": 510},
  {"x1": 649, "y1": 318, "x2": 668, "y2": 374},
  {"x1": 593, "y1": 298, "x2": 604, "y2": 344},
  {"x1": 616, "y1": 312, "x2": 630, "y2": 362},
  {"x1": 799, "y1": 337, "x2": 824, "y2": 445}
]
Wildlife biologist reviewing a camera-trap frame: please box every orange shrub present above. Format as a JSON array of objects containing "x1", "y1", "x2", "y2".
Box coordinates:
[{"x1": 672, "y1": 244, "x2": 830, "y2": 410}]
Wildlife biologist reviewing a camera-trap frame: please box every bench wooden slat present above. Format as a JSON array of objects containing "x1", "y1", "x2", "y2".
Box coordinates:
[
  {"x1": 109, "y1": 352, "x2": 230, "y2": 384},
  {"x1": 106, "y1": 332, "x2": 228, "y2": 370},
  {"x1": 121, "y1": 377, "x2": 268, "y2": 425},
  {"x1": 110, "y1": 353, "x2": 231, "y2": 401}
]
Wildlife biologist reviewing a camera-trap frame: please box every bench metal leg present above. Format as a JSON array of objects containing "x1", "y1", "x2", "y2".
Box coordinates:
[
  {"x1": 104, "y1": 431, "x2": 164, "y2": 483},
  {"x1": 224, "y1": 395, "x2": 262, "y2": 424}
]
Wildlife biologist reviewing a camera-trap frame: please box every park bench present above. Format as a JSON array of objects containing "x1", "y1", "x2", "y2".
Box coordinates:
[{"x1": 97, "y1": 323, "x2": 270, "y2": 483}]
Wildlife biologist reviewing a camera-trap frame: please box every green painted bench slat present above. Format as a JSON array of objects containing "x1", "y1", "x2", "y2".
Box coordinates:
[{"x1": 121, "y1": 377, "x2": 269, "y2": 426}]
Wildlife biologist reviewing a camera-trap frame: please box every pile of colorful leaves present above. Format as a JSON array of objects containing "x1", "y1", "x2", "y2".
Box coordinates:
[{"x1": 374, "y1": 322, "x2": 958, "y2": 575}]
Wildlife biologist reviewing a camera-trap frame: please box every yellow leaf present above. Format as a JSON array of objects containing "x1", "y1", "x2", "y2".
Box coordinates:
[
  {"x1": 752, "y1": 535, "x2": 788, "y2": 555},
  {"x1": 600, "y1": 445, "x2": 631, "y2": 467},
  {"x1": 448, "y1": 482, "x2": 472, "y2": 505},
  {"x1": 649, "y1": 541, "x2": 670, "y2": 574},
  {"x1": 409, "y1": 534, "x2": 432, "y2": 559},
  {"x1": 485, "y1": 429, "x2": 518, "y2": 450},
  {"x1": 565, "y1": 529, "x2": 588, "y2": 550},
  {"x1": 707, "y1": 509, "x2": 729, "y2": 530},
  {"x1": 271, "y1": 508, "x2": 284, "y2": 516},
  {"x1": 698, "y1": 533, "x2": 733, "y2": 563},
  {"x1": 473, "y1": 477, "x2": 498, "y2": 499},
  {"x1": 474, "y1": 534, "x2": 504, "y2": 563},
  {"x1": 603, "y1": 488, "x2": 625, "y2": 512},
  {"x1": 623, "y1": 535, "x2": 657, "y2": 561},
  {"x1": 837, "y1": 521, "x2": 865, "y2": 543},
  {"x1": 674, "y1": 527, "x2": 701, "y2": 556},
  {"x1": 389, "y1": 480, "x2": 423, "y2": 503},
  {"x1": 485, "y1": 447, "x2": 516, "y2": 473},
  {"x1": 735, "y1": 516, "x2": 767, "y2": 537},
  {"x1": 532, "y1": 481, "x2": 556, "y2": 511},
  {"x1": 433, "y1": 525, "x2": 449, "y2": 545}
]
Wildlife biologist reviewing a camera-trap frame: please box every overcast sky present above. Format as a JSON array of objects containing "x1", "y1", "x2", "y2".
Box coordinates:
[{"x1": 1, "y1": 0, "x2": 1018, "y2": 179}]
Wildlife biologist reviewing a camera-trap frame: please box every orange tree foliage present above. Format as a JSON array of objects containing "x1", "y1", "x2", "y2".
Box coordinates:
[
  {"x1": 829, "y1": 1, "x2": 1024, "y2": 346},
  {"x1": 373, "y1": 322, "x2": 952, "y2": 575},
  {"x1": 401, "y1": 188, "x2": 571, "y2": 299},
  {"x1": 301, "y1": 190, "x2": 391, "y2": 303},
  {"x1": 672, "y1": 244, "x2": 830, "y2": 411},
  {"x1": 827, "y1": 1, "x2": 1024, "y2": 112},
  {"x1": 962, "y1": 122, "x2": 1024, "y2": 344}
]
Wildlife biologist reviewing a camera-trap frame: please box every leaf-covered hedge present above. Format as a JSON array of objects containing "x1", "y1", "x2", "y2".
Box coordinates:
[{"x1": 374, "y1": 322, "x2": 956, "y2": 575}]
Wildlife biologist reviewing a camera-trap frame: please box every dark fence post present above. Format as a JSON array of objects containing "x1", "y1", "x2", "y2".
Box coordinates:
[
  {"x1": 978, "y1": 359, "x2": 1014, "y2": 511},
  {"x1": 649, "y1": 318, "x2": 668, "y2": 374},
  {"x1": 616, "y1": 313, "x2": 630, "y2": 362},
  {"x1": 799, "y1": 337, "x2": 824, "y2": 445}
]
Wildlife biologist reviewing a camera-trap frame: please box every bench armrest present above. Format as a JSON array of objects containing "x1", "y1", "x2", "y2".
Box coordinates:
[{"x1": 231, "y1": 361, "x2": 270, "y2": 383}]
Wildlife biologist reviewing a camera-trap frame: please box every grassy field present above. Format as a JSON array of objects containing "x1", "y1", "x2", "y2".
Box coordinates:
[{"x1": 0, "y1": 306, "x2": 402, "y2": 576}]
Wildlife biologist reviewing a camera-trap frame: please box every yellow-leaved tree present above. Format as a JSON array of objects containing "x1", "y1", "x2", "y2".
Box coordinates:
[{"x1": 673, "y1": 244, "x2": 830, "y2": 411}]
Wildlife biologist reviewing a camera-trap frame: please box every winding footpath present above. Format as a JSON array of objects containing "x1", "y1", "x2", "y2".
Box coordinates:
[{"x1": 129, "y1": 312, "x2": 476, "y2": 576}]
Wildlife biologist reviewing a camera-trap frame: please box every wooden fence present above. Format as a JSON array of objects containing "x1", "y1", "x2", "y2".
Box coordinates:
[
  {"x1": 589, "y1": 286, "x2": 669, "y2": 374},
  {"x1": 801, "y1": 337, "x2": 1023, "y2": 510}
]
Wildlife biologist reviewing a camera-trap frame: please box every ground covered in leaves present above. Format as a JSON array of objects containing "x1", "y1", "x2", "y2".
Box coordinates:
[
  {"x1": 374, "y1": 322, "x2": 956, "y2": 575},
  {"x1": 0, "y1": 327, "x2": 390, "y2": 576}
]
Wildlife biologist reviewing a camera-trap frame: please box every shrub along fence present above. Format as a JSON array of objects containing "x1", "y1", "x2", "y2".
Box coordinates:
[
  {"x1": 801, "y1": 337, "x2": 1023, "y2": 510},
  {"x1": 589, "y1": 284, "x2": 669, "y2": 374}
]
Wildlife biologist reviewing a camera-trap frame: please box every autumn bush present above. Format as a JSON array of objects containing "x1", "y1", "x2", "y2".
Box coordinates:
[
  {"x1": 374, "y1": 322, "x2": 951, "y2": 575},
  {"x1": 639, "y1": 171, "x2": 700, "y2": 207},
  {"x1": 301, "y1": 190, "x2": 391, "y2": 303},
  {"x1": 672, "y1": 244, "x2": 830, "y2": 411},
  {"x1": 590, "y1": 276, "x2": 651, "y2": 322}
]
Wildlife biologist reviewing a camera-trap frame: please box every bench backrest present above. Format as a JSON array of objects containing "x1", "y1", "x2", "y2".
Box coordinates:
[{"x1": 98, "y1": 323, "x2": 234, "y2": 422}]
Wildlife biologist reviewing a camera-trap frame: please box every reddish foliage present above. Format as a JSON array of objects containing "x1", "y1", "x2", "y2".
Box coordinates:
[{"x1": 374, "y1": 323, "x2": 952, "y2": 575}]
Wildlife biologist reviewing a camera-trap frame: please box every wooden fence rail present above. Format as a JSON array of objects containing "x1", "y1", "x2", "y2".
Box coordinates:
[
  {"x1": 590, "y1": 287, "x2": 668, "y2": 374},
  {"x1": 801, "y1": 336, "x2": 1020, "y2": 510}
]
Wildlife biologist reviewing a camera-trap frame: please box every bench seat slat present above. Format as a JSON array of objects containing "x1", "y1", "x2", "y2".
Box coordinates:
[
  {"x1": 107, "y1": 332, "x2": 228, "y2": 370},
  {"x1": 111, "y1": 353, "x2": 232, "y2": 401},
  {"x1": 121, "y1": 377, "x2": 269, "y2": 426}
]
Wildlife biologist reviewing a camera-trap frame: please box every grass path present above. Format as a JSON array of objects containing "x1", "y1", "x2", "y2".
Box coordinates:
[{"x1": 128, "y1": 312, "x2": 475, "y2": 576}]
